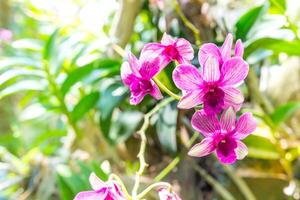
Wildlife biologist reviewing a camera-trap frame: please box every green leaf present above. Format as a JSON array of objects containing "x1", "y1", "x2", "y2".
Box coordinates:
[
  {"x1": 71, "y1": 92, "x2": 100, "y2": 122},
  {"x1": 235, "y1": 4, "x2": 268, "y2": 40},
  {"x1": 56, "y1": 174, "x2": 76, "y2": 200},
  {"x1": 0, "y1": 80, "x2": 44, "y2": 100},
  {"x1": 270, "y1": 102, "x2": 300, "y2": 126},
  {"x1": 156, "y1": 102, "x2": 178, "y2": 154},
  {"x1": 0, "y1": 69, "x2": 44, "y2": 90},
  {"x1": 43, "y1": 28, "x2": 60, "y2": 60},
  {"x1": 243, "y1": 135, "x2": 280, "y2": 160},
  {"x1": 103, "y1": 110, "x2": 143, "y2": 144},
  {"x1": 60, "y1": 59, "x2": 121, "y2": 96},
  {"x1": 0, "y1": 57, "x2": 42, "y2": 71},
  {"x1": 11, "y1": 39, "x2": 43, "y2": 51},
  {"x1": 245, "y1": 38, "x2": 300, "y2": 58},
  {"x1": 269, "y1": 0, "x2": 286, "y2": 14}
]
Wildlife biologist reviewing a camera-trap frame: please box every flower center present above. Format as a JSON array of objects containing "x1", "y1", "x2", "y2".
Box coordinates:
[
  {"x1": 203, "y1": 85, "x2": 225, "y2": 113},
  {"x1": 131, "y1": 79, "x2": 153, "y2": 96},
  {"x1": 164, "y1": 45, "x2": 179, "y2": 60},
  {"x1": 217, "y1": 136, "x2": 236, "y2": 157}
]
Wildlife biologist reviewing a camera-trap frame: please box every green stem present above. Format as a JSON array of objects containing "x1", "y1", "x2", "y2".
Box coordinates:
[
  {"x1": 190, "y1": 160, "x2": 236, "y2": 200},
  {"x1": 154, "y1": 132, "x2": 198, "y2": 181},
  {"x1": 173, "y1": 0, "x2": 201, "y2": 45},
  {"x1": 43, "y1": 61, "x2": 80, "y2": 140},
  {"x1": 109, "y1": 173, "x2": 132, "y2": 200},
  {"x1": 137, "y1": 182, "x2": 171, "y2": 199},
  {"x1": 132, "y1": 97, "x2": 174, "y2": 199},
  {"x1": 153, "y1": 77, "x2": 181, "y2": 100},
  {"x1": 222, "y1": 165, "x2": 256, "y2": 200}
]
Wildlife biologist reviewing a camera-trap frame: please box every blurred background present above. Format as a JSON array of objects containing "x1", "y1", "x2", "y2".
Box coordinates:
[{"x1": 1, "y1": 0, "x2": 300, "y2": 199}]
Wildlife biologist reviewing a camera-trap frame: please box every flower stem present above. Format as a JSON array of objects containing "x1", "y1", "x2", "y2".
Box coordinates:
[
  {"x1": 109, "y1": 173, "x2": 132, "y2": 200},
  {"x1": 137, "y1": 182, "x2": 171, "y2": 199},
  {"x1": 173, "y1": 0, "x2": 201, "y2": 46},
  {"x1": 153, "y1": 77, "x2": 181, "y2": 100},
  {"x1": 132, "y1": 97, "x2": 174, "y2": 199},
  {"x1": 222, "y1": 165, "x2": 256, "y2": 200},
  {"x1": 190, "y1": 160, "x2": 236, "y2": 200},
  {"x1": 154, "y1": 132, "x2": 198, "y2": 181}
]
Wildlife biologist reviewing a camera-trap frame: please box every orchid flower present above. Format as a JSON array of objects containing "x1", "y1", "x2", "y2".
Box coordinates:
[
  {"x1": 173, "y1": 55, "x2": 248, "y2": 113},
  {"x1": 141, "y1": 33, "x2": 194, "y2": 66},
  {"x1": 198, "y1": 33, "x2": 244, "y2": 68},
  {"x1": 158, "y1": 188, "x2": 182, "y2": 200},
  {"x1": 188, "y1": 108, "x2": 256, "y2": 164},
  {"x1": 121, "y1": 52, "x2": 163, "y2": 105},
  {"x1": 74, "y1": 173, "x2": 126, "y2": 200}
]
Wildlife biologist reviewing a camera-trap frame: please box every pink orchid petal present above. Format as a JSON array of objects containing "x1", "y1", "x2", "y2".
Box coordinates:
[
  {"x1": 188, "y1": 138, "x2": 215, "y2": 157},
  {"x1": 172, "y1": 64, "x2": 203, "y2": 91},
  {"x1": 198, "y1": 43, "x2": 222, "y2": 67},
  {"x1": 158, "y1": 188, "x2": 182, "y2": 200},
  {"x1": 128, "y1": 52, "x2": 141, "y2": 75},
  {"x1": 74, "y1": 191, "x2": 104, "y2": 200},
  {"x1": 161, "y1": 32, "x2": 175, "y2": 45},
  {"x1": 141, "y1": 43, "x2": 164, "y2": 54},
  {"x1": 234, "y1": 113, "x2": 256, "y2": 140},
  {"x1": 89, "y1": 173, "x2": 105, "y2": 191},
  {"x1": 191, "y1": 110, "x2": 220, "y2": 137},
  {"x1": 177, "y1": 90, "x2": 204, "y2": 109},
  {"x1": 202, "y1": 56, "x2": 220, "y2": 82},
  {"x1": 222, "y1": 87, "x2": 244, "y2": 110},
  {"x1": 220, "y1": 107, "x2": 236, "y2": 132},
  {"x1": 220, "y1": 57, "x2": 249, "y2": 86},
  {"x1": 150, "y1": 81, "x2": 163, "y2": 100},
  {"x1": 130, "y1": 92, "x2": 146, "y2": 105},
  {"x1": 139, "y1": 58, "x2": 161, "y2": 79},
  {"x1": 120, "y1": 62, "x2": 133, "y2": 86},
  {"x1": 235, "y1": 141, "x2": 248, "y2": 160},
  {"x1": 175, "y1": 38, "x2": 194, "y2": 62},
  {"x1": 234, "y1": 39, "x2": 244, "y2": 57},
  {"x1": 220, "y1": 33, "x2": 233, "y2": 61}
]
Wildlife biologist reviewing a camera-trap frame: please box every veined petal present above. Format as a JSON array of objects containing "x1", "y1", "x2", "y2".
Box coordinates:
[
  {"x1": 150, "y1": 81, "x2": 163, "y2": 100},
  {"x1": 221, "y1": 33, "x2": 233, "y2": 61},
  {"x1": 128, "y1": 52, "x2": 141, "y2": 75},
  {"x1": 120, "y1": 62, "x2": 133, "y2": 86},
  {"x1": 234, "y1": 39, "x2": 244, "y2": 57},
  {"x1": 220, "y1": 107, "x2": 236, "y2": 132},
  {"x1": 177, "y1": 90, "x2": 204, "y2": 109},
  {"x1": 175, "y1": 38, "x2": 194, "y2": 62},
  {"x1": 161, "y1": 32, "x2": 175, "y2": 45},
  {"x1": 234, "y1": 113, "x2": 256, "y2": 140},
  {"x1": 89, "y1": 173, "x2": 105, "y2": 191},
  {"x1": 223, "y1": 87, "x2": 244, "y2": 110},
  {"x1": 202, "y1": 56, "x2": 220, "y2": 82},
  {"x1": 139, "y1": 57, "x2": 161, "y2": 79},
  {"x1": 188, "y1": 138, "x2": 215, "y2": 157},
  {"x1": 141, "y1": 43, "x2": 164, "y2": 54},
  {"x1": 220, "y1": 57, "x2": 249, "y2": 86},
  {"x1": 130, "y1": 92, "x2": 147, "y2": 105},
  {"x1": 172, "y1": 64, "x2": 202, "y2": 91},
  {"x1": 74, "y1": 191, "x2": 104, "y2": 200},
  {"x1": 235, "y1": 141, "x2": 248, "y2": 160},
  {"x1": 191, "y1": 110, "x2": 220, "y2": 137},
  {"x1": 198, "y1": 43, "x2": 222, "y2": 67}
]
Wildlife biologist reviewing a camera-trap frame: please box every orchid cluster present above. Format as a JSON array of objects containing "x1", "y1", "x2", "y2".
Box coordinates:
[
  {"x1": 74, "y1": 33, "x2": 256, "y2": 200},
  {"x1": 122, "y1": 33, "x2": 256, "y2": 164}
]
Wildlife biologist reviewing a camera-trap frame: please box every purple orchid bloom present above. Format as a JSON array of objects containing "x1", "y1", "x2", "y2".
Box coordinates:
[
  {"x1": 141, "y1": 32, "x2": 194, "y2": 67},
  {"x1": 188, "y1": 108, "x2": 256, "y2": 164},
  {"x1": 158, "y1": 188, "x2": 182, "y2": 200},
  {"x1": 74, "y1": 173, "x2": 126, "y2": 200},
  {"x1": 121, "y1": 52, "x2": 163, "y2": 105},
  {"x1": 172, "y1": 55, "x2": 248, "y2": 113},
  {"x1": 198, "y1": 33, "x2": 244, "y2": 68}
]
